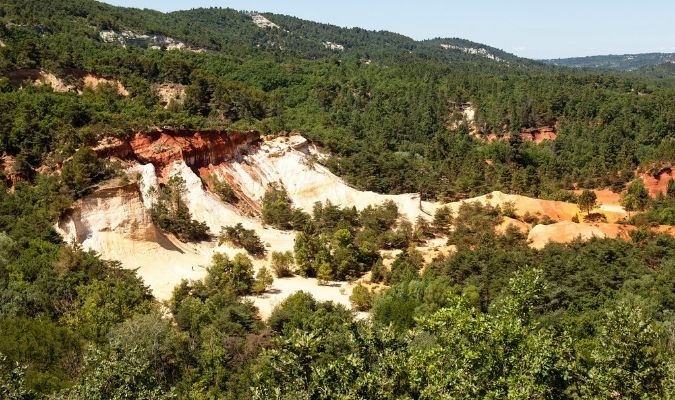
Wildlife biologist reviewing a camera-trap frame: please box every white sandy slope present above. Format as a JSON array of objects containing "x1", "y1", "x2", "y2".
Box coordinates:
[
  {"x1": 58, "y1": 158, "x2": 351, "y2": 317},
  {"x1": 210, "y1": 135, "x2": 436, "y2": 221}
]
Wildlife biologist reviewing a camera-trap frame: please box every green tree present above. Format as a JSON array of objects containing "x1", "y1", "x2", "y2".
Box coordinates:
[
  {"x1": 270, "y1": 250, "x2": 294, "y2": 277},
  {"x1": 349, "y1": 283, "x2": 373, "y2": 311},
  {"x1": 252, "y1": 266, "x2": 274, "y2": 295},
  {"x1": 622, "y1": 179, "x2": 651, "y2": 213},
  {"x1": 204, "y1": 253, "x2": 254, "y2": 296},
  {"x1": 218, "y1": 223, "x2": 265, "y2": 256},
  {"x1": 577, "y1": 189, "x2": 597, "y2": 215},
  {"x1": 150, "y1": 176, "x2": 210, "y2": 242}
]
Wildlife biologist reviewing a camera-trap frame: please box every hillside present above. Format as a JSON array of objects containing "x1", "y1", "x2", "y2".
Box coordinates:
[
  {"x1": 0, "y1": 1, "x2": 675, "y2": 398},
  {"x1": 544, "y1": 52, "x2": 675, "y2": 71}
]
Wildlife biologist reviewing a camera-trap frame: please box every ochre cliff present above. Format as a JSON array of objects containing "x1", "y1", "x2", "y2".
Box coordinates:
[
  {"x1": 482, "y1": 126, "x2": 557, "y2": 144},
  {"x1": 639, "y1": 166, "x2": 675, "y2": 197},
  {"x1": 95, "y1": 129, "x2": 261, "y2": 175}
]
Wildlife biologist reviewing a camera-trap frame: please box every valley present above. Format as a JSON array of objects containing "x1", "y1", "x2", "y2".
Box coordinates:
[{"x1": 1, "y1": 1, "x2": 674, "y2": 398}]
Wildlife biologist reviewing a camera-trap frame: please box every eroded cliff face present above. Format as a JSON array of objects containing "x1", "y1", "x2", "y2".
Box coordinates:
[
  {"x1": 58, "y1": 180, "x2": 160, "y2": 244},
  {"x1": 481, "y1": 126, "x2": 558, "y2": 144},
  {"x1": 639, "y1": 166, "x2": 675, "y2": 197},
  {"x1": 95, "y1": 130, "x2": 261, "y2": 176}
]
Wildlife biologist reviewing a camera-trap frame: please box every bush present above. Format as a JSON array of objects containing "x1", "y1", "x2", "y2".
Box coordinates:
[
  {"x1": 270, "y1": 251, "x2": 295, "y2": 277},
  {"x1": 60, "y1": 147, "x2": 115, "y2": 198},
  {"x1": 218, "y1": 223, "x2": 266, "y2": 256},
  {"x1": 252, "y1": 266, "x2": 274, "y2": 294},
  {"x1": 432, "y1": 206, "x2": 453, "y2": 233},
  {"x1": 262, "y1": 183, "x2": 309, "y2": 230},
  {"x1": 522, "y1": 211, "x2": 539, "y2": 224},
  {"x1": 210, "y1": 175, "x2": 238, "y2": 203},
  {"x1": 349, "y1": 284, "x2": 373, "y2": 311},
  {"x1": 204, "y1": 253, "x2": 255, "y2": 296},
  {"x1": 370, "y1": 259, "x2": 386, "y2": 283},
  {"x1": 583, "y1": 212, "x2": 607, "y2": 223},
  {"x1": 500, "y1": 201, "x2": 517, "y2": 218}
]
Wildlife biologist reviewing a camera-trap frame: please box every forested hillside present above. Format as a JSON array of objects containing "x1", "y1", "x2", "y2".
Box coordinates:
[
  {"x1": 545, "y1": 52, "x2": 675, "y2": 71},
  {"x1": 0, "y1": 0, "x2": 675, "y2": 398}
]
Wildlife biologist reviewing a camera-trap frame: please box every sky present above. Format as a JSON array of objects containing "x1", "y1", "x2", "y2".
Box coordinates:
[{"x1": 104, "y1": 0, "x2": 675, "y2": 59}]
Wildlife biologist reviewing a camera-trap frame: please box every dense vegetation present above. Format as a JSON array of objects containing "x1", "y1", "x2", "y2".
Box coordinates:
[
  {"x1": 1, "y1": 0, "x2": 674, "y2": 201},
  {"x1": 0, "y1": 0, "x2": 674, "y2": 398}
]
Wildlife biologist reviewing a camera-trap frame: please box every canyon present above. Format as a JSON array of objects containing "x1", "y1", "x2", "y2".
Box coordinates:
[{"x1": 58, "y1": 129, "x2": 670, "y2": 317}]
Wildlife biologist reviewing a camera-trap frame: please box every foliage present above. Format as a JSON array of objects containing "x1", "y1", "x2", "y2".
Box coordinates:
[
  {"x1": 261, "y1": 183, "x2": 309, "y2": 230},
  {"x1": 577, "y1": 189, "x2": 597, "y2": 215},
  {"x1": 150, "y1": 176, "x2": 210, "y2": 242},
  {"x1": 0, "y1": 1, "x2": 674, "y2": 398},
  {"x1": 209, "y1": 175, "x2": 238, "y2": 203},
  {"x1": 270, "y1": 250, "x2": 294, "y2": 278},
  {"x1": 218, "y1": 223, "x2": 266, "y2": 257},
  {"x1": 622, "y1": 179, "x2": 651, "y2": 212},
  {"x1": 349, "y1": 284, "x2": 373, "y2": 311},
  {"x1": 60, "y1": 147, "x2": 116, "y2": 198},
  {"x1": 252, "y1": 266, "x2": 273, "y2": 295}
]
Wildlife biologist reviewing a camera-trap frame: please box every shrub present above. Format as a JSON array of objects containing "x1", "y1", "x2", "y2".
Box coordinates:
[
  {"x1": 583, "y1": 212, "x2": 607, "y2": 223},
  {"x1": 432, "y1": 206, "x2": 453, "y2": 233},
  {"x1": 252, "y1": 266, "x2": 274, "y2": 295},
  {"x1": 370, "y1": 259, "x2": 386, "y2": 283},
  {"x1": 270, "y1": 251, "x2": 295, "y2": 278},
  {"x1": 500, "y1": 201, "x2": 517, "y2": 218},
  {"x1": 60, "y1": 147, "x2": 115, "y2": 198},
  {"x1": 349, "y1": 284, "x2": 373, "y2": 311},
  {"x1": 262, "y1": 183, "x2": 309, "y2": 230},
  {"x1": 210, "y1": 175, "x2": 238, "y2": 203},
  {"x1": 218, "y1": 223, "x2": 266, "y2": 256},
  {"x1": 522, "y1": 211, "x2": 539, "y2": 224}
]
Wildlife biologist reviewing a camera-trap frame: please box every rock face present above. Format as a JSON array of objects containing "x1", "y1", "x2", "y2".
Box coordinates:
[
  {"x1": 1, "y1": 155, "x2": 23, "y2": 189},
  {"x1": 482, "y1": 126, "x2": 557, "y2": 143},
  {"x1": 528, "y1": 221, "x2": 635, "y2": 249},
  {"x1": 96, "y1": 130, "x2": 261, "y2": 176},
  {"x1": 99, "y1": 30, "x2": 203, "y2": 52},
  {"x1": 153, "y1": 83, "x2": 186, "y2": 108},
  {"x1": 250, "y1": 13, "x2": 280, "y2": 29},
  {"x1": 82, "y1": 74, "x2": 129, "y2": 96},
  {"x1": 205, "y1": 135, "x2": 433, "y2": 220},
  {"x1": 58, "y1": 181, "x2": 159, "y2": 243},
  {"x1": 5, "y1": 69, "x2": 128, "y2": 95},
  {"x1": 639, "y1": 166, "x2": 675, "y2": 197},
  {"x1": 62, "y1": 130, "x2": 675, "y2": 313}
]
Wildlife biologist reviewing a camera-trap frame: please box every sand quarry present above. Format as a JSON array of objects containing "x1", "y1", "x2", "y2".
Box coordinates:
[{"x1": 56, "y1": 134, "x2": 671, "y2": 318}]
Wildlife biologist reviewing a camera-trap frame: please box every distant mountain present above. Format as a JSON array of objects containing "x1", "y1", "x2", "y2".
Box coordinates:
[{"x1": 543, "y1": 53, "x2": 675, "y2": 71}]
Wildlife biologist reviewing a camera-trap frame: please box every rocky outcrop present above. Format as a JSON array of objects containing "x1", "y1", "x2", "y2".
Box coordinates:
[
  {"x1": 95, "y1": 130, "x2": 261, "y2": 176},
  {"x1": 1, "y1": 155, "x2": 23, "y2": 189},
  {"x1": 82, "y1": 74, "x2": 129, "y2": 96},
  {"x1": 639, "y1": 166, "x2": 675, "y2": 197},
  {"x1": 153, "y1": 83, "x2": 186, "y2": 108},
  {"x1": 481, "y1": 126, "x2": 557, "y2": 144},
  {"x1": 5, "y1": 69, "x2": 128, "y2": 95},
  {"x1": 58, "y1": 180, "x2": 160, "y2": 243},
  {"x1": 99, "y1": 30, "x2": 204, "y2": 52}
]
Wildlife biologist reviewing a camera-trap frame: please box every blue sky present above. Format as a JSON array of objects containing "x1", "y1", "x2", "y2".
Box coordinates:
[{"x1": 103, "y1": 0, "x2": 675, "y2": 59}]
